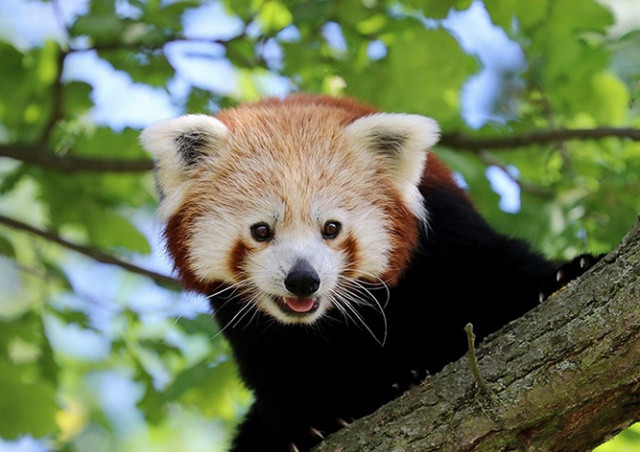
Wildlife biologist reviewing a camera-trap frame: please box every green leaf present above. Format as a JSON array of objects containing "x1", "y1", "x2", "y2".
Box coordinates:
[
  {"x1": 56, "y1": 309, "x2": 91, "y2": 330},
  {"x1": 342, "y1": 22, "x2": 477, "y2": 128},
  {"x1": 84, "y1": 208, "x2": 151, "y2": 253},
  {"x1": 43, "y1": 260, "x2": 73, "y2": 290},
  {"x1": 0, "y1": 234, "x2": 15, "y2": 259},
  {"x1": 0, "y1": 43, "x2": 55, "y2": 142},
  {"x1": 400, "y1": 0, "x2": 474, "y2": 19},
  {"x1": 256, "y1": 0, "x2": 293, "y2": 34},
  {"x1": 162, "y1": 359, "x2": 250, "y2": 420},
  {"x1": 484, "y1": 0, "x2": 614, "y2": 122},
  {"x1": 483, "y1": 0, "x2": 550, "y2": 31},
  {"x1": 0, "y1": 358, "x2": 58, "y2": 438},
  {"x1": 583, "y1": 72, "x2": 629, "y2": 124},
  {"x1": 221, "y1": 0, "x2": 254, "y2": 21},
  {"x1": 0, "y1": 166, "x2": 30, "y2": 195},
  {"x1": 142, "y1": 1, "x2": 200, "y2": 33},
  {"x1": 288, "y1": 0, "x2": 332, "y2": 28},
  {"x1": 33, "y1": 169, "x2": 152, "y2": 253},
  {"x1": 70, "y1": 1, "x2": 128, "y2": 45},
  {"x1": 62, "y1": 81, "x2": 94, "y2": 119},
  {"x1": 2, "y1": 313, "x2": 59, "y2": 384},
  {"x1": 610, "y1": 30, "x2": 640, "y2": 110},
  {"x1": 101, "y1": 50, "x2": 173, "y2": 87},
  {"x1": 71, "y1": 127, "x2": 149, "y2": 160},
  {"x1": 36, "y1": 41, "x2": 60, "y2": 85},
  {"x1": 0, "y1": 312, "x2": 59, "y2": 438},
  {"x1": 176, "y1": 314, "x2": 220, "y2": 337}
]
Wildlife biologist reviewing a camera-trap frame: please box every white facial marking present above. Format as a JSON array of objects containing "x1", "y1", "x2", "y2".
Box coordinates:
[{"x1": 246, "y1": 224, "x2": 345, "y2": 324}]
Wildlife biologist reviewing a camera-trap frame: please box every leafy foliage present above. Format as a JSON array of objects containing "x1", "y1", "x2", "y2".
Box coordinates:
[{"x1": 0, "y1": 0, "x2": 638, "y2": 450}]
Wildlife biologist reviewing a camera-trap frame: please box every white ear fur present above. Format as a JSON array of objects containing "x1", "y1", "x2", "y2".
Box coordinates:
[
  {"x1": 140, "y1": 114, "x2": 230, "y2": 220},
  {"x1": 344, "y1": 113, "x2": 440, "y2": 220}
]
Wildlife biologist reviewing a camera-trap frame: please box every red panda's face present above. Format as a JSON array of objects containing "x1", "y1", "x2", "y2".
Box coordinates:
[{"x1": 141, "y1": 100, "x2": 439, "y2": 325}]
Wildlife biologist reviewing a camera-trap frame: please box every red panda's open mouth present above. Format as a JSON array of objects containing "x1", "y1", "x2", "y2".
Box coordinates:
[{"x1": 277, "y1": 297, "x2": 319, "y2": 316}]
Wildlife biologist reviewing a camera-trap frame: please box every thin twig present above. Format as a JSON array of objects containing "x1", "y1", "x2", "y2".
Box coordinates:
[
  {"x1": 0, "y1": 213, "x2": 180, "y2": 288},
  {"x1": 464, "y1": 323, "x2": 493, "y2": 396}
]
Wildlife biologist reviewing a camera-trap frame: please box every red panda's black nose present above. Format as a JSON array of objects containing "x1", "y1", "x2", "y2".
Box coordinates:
[{"x1": 285, "y1": 260, "x2": 320, "y2": 297}]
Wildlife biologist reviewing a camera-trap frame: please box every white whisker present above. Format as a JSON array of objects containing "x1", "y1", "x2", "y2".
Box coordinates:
[
  {"x1": 338, "y1": 270, "x2": 390, "y2": 308},
  {"x1": 210, "y1": 300, "x2": 255, "y2": 341},
  {"x1": 328, "y1": 272, "x2": 390, "y2": 347},
  {"x1": 332, "y1": 287, "x2": 387, "y2": 347},
  {"x1": 206, "y1": 280, "x2": 248, "y2": 300},
  {"x1": 234, "y1": 293, "x2": 263, "y2": 330},
  {"x1": 330, "y1": 296, "x2": 360, "y2": 330}
]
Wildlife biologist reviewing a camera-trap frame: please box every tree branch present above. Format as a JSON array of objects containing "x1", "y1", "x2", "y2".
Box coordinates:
[
  {"x1": 315, "y1": 217, "x2": 640, "y2": 451},
  {"x1": 440, "y1": 127, "x2": 640, "y2": 151},
  {"x1": 2, "y1": 127, "x2": 639, "y2": 174},
  {"x1": 0, "y1": 145, "x2": 153, "y2": 173},
  {"x1": 0, "y1": 213, "x2": 179, "y2": 288}
]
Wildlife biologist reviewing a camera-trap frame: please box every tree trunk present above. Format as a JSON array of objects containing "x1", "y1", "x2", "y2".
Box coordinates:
[{"x1": 315, "y1": 217, "x2": 640, "y2": 452}]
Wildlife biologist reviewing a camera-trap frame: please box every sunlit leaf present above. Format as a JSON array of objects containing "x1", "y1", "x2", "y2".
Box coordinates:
[
  {"x1": 0, "y1": 234, "x2": 15, "y2": 259},
  {"x1": 0, "y1": 358, "x2": 58, "y2": 438},
  {"x1": 342, "y1": 23, "x2": 477, "y2": 128},
  {"x1": 257, "y1": 0, "x2": 293, "y2": 34}
]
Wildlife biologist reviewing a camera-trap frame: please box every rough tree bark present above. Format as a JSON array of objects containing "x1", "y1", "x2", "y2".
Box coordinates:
[{"x1": 315, "y1": 216, "x2": 640, "y2": 452}]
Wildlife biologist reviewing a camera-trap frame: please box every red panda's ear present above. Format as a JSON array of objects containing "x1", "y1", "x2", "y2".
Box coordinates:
[
  {"x1": 140, "y1": 114, "x2": 230, "y2": 220},
  {"x1": 344, "y1": 113, "x2": 440, "y2": 219}
]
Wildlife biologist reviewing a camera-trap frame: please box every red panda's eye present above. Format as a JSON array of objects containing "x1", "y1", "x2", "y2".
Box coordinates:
[
  {"x1": 322, "y1": 221, "x2": 341, "y2": 239},
  {"x1": 251, "y1": 223, "x2": 273, "y2": 242}
]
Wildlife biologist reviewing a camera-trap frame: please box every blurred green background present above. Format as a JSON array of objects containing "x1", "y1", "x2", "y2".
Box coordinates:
[{"x1": 0, "y1": 0, "x2": 638, "y2": 450}]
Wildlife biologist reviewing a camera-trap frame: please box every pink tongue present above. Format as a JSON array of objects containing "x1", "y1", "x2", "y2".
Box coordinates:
[{"x1": 285, "y1": 297, "x2": 315, "y2": 313}]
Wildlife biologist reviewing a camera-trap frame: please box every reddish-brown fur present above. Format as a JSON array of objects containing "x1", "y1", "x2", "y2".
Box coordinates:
[
  {"x1": 341, "y1": 232, "x2": 360, "y2": 277},
  {"x1": 229, "y1": 239, "x2": 250, "y2": 280},
  {"x1": 165, "y1": 208, "x2": 211, "y2": 293},
  {"x1": 379, "y1": 197, "x2": 420, "y2": 285}
]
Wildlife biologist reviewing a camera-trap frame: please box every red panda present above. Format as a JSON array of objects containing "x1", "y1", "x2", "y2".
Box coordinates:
[{"x1": 140, "y1": 94, "x2": 600, "y2": 452}]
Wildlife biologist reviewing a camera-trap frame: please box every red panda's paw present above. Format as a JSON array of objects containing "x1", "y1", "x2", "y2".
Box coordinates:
[{"x1": 538, "y1": 253, "x2": 605, "y2": 302}]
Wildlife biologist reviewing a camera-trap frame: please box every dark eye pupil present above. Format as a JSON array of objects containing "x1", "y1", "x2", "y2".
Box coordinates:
[
  {"x1": 323, "y1": 221, "x2": 341, "y2": 239},
  {"x1": 251, "y1": 223, "x2": 272, "y2": 241}
]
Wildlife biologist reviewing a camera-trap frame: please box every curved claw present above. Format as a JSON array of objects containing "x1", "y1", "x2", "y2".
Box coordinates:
[
  {"x1": 309, "y1": 426, "x2": 324, "y2": 440},
  {"x1": 336, "y1": 418, "x2": 350, "y2": 428}
]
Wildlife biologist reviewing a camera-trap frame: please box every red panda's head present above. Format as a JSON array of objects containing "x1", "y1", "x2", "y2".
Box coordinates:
[{"x1": 140, "y1": 96, "x2": 439, "y2": 325}]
